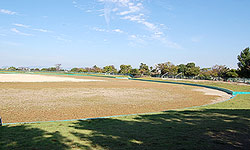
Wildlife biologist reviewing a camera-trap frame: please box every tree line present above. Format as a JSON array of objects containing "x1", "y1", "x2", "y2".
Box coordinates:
[{"x1": 2, "y1": 47, "x2": 250, "y2": 79}]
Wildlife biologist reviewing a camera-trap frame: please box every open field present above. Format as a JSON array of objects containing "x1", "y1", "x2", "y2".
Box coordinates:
[
  {"x1": 143, "y1": 77, "x2": 250, "y2": 92},
  {"x1": 0, "y1": 74, "x2": 104, "y2": 82},
  {"x1": 0, "y1": 74, "x2": 249, "y2": 149},
  {"x1": 0, "y1": 74, "x2": 231, "y2": 123}
]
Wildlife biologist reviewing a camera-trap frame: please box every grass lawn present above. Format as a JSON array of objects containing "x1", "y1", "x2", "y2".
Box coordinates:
[{"x1": 0, "y1": 79, "x2": 250, "y2": 150}]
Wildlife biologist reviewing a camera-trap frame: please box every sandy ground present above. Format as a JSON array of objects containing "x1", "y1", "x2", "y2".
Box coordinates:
[
  {"x1": 0, "y1": 74, "x2": 232, "y2": 123},
  {"x1": 192, "y1": 88, "x2": 231, "y2": 104},
  {"x1": 0, "y1": 74, "x2": 103, "y2": 82}
]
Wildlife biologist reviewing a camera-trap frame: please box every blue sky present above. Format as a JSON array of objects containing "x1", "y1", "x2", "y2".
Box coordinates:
[{"x1": 0, "y1": 0, "x2": 249, "y2": 69}]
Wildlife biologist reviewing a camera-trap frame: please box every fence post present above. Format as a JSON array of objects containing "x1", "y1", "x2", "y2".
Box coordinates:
[{"x1": 0, "y1": 117, "x2": 2, "y2": 126}]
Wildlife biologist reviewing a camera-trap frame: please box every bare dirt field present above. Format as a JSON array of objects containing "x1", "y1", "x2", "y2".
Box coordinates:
[
  {"x1": 0, "y1": 74, "x2": 232, "y2": 123},
  {"x1": 0, "y1": 74, "x2": 103, "y2": 82}
]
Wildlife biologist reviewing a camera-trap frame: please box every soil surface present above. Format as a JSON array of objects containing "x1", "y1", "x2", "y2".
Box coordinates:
[
  {"x1": 0, "y1": 74, "x2": 232, "y2": 123},
  {"x1": 0, "y1": 74, "x2": 103, "y2": 82}
]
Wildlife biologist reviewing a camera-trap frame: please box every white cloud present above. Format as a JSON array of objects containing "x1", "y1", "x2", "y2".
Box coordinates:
[
  {"x1": 130, "y1": 34, "x2": 137, "y2": 38},
  {"x1": 11, "y1": 28, "x2": 33, "y2": 36},
  {"x1": 112, "y1": 29, "x2": 123, "y2": 33},
  {"x1": 13, "y1": 23, "x2": 30, "y2": 28},
  {"x1": 74, "y1": 0, "x2": 180, "y2": 48},
  {"x1": 112, "y1": 8, "x2": 119, "y2": 12},
  {"x1": 122, "y1": 14, "x2": 157, "y2": 31},
  {"x1": 33, "y1": 28, "x2": 51, "y2": 33},
  {"x1": 53, "y1": 35, "x2": 71, "y2": 42},
  {"x1": 0, "y1": 9, "x2": 17, "y2": 15},
  {"x1": 96, "y1": 0, "x2": 144, "y2": 25},
  {"x1": 92, "y1": 27, "x2": 124, "y2": 34},
  {"x1": 12, "y1": 23, "x2": 52, "y2": 33},
  {"x1": 93, "y1": 27, "x2": 108, "y2": 32},
  {"x1": 119, "y1": 2, "x2": 143, "y2": 15},
  {"x1": 155, "y1": 32, "x2": 163, "y2": 35}
]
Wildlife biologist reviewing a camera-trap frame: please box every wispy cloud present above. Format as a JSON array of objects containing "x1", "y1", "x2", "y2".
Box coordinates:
[
  {"x1": 11, "y1": 28, "x2": 33, "y2": 36},
  {"x1": 112, "y1": 29, "x2": 123, "y2": 33},
  {"x1": 53, "y1": 35, "x2": 71, "y2": 42},
  {"x1": 74, "y1": 0, "x2": 180, "y2": 48},
  {"x1": 33, "y1": 28, "x2": 51, "y2": 33},
  {"x1": 93, "y1": 27, "x2": 108, "y2": 32},
  {"x1": 13, "y1": 23, "x2": 52, "y2": 33},
  {"x1": 0, "y1": 9, "x2": 17, "y2": 15},
  {"x1": 13, "y1": 23, "x2": 29, "y2": 28},
  {"x1": 92, "y1": 27, "x2": 124, "y2": 34},
  {"x1": 119, "y1": 2, "x2": 143, "y2": 16}
]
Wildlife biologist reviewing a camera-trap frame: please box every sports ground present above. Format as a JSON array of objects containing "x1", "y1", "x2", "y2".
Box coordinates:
[
  {"x1": 0, "y1": 73, "x2": 230, "y2": 123},
  {"x1": 0, "y1": 73, "x2": 249, "y2": 149}
]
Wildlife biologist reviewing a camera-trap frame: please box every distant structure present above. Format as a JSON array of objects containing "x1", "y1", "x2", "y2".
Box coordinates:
[
  {"x1": 55, "y1": 64, "x2": 61, "y2": 71},
  {"x1": 17, "y1": 67, "x2": 30, "y2": 71}
]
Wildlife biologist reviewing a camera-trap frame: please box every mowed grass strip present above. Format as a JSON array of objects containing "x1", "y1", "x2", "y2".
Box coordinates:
[
  {"x1": 139, "y1": 77, "x2": 250, "y2": 92},
  {"x1": 0, "y1": 79, "x2": 250, "y2": 150}
]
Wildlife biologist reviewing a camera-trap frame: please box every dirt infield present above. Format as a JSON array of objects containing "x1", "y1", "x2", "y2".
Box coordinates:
[
  {"x1": 0, "y1": 74, "x2": 103, "y2": 82},
  {"x1": 0, "y1": 74, "x2": 232, "y2": 123}
]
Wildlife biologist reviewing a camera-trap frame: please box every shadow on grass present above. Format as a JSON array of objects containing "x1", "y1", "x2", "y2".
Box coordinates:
[
  {"x1": 70, "y1": 109, "x2": 250, "y2": 150},
  {"x1": 0, "y1": 124, "x2": 71, "y2": 150},
  {"x1": 1, "y1": 109, "x2": 249, "y2": 150}
]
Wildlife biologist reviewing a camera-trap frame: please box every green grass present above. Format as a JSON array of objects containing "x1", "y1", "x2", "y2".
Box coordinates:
[
  {"x1": 139, "y1": 77, "x2": 250, "y2": 92},
  {"x1": 1, "y1": 79, "x2": 250, "y2": 149}
]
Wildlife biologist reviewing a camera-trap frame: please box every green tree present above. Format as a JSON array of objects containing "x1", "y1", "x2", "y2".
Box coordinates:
[
  {"x1": 130, "y1": 68, "x2": 140, "y2": 77},
  {"x1": 177, "y1": 64, "x2": 187, "y2": 74},
  {"x1": 184, "y1": 62, "x2": 200, "y2": 76},
  {"x1": 48, "y1": 67, "x2": 56, "y2": 71},
  {"x1": 103, "y1": 65, "x2": 117, "y2": 73},
  {"x1": 41, "y1": 68, "x2": 48, "y2": 71},
  {"x1": 139, "y1": 63, "x2": 150, "y2": 75},
  {"x1": 71, "y1": 68, "x2": 79, "y2": 72},
  {"x1": 199, "y1": 68, "x2": 212, "y2": 80},
  {"x1": 119, "y1": 65, "x2": 132, "y2": 74},
  {"x1": 156, "y1": 62, "x2": 178, "y2": 76},
  {"x1": 211, "y1": 65, "x2": 229, "y2": 78},
  {"x1": 91, "y1": 65, "x2": 102, "y2": 73},
  {"x1": 8, "y1": 66, "x2": 17, "y2": 70},
  {"x1": 237, "y1": 47, "x2": 250, "y2": 78},
  {"x1": 225, "y1": 69, "x2": 239, "y2": 78}
]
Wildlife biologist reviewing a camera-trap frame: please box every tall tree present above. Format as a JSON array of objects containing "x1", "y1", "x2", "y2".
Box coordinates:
[
  {"x1": 130, "y1": 68, "x2": 140, "y2": 76},
  {"x1": 92, "y1": 65, "x2": 102, "y2": 73},
  {"x1": 237, "y1": 47, "x2": 250, "y2": 78},
  {"x1": 184, "y1": 62, "x2": 200, "y2": 77},
  {"x1": 139, "y1": 63, "x2": 150, "y2": 75},
  {"x1": 156, "y1": 62, "x2": 178, "y2": 76},
  {"x1": 211, "y1": 65, "x2": 229, "y2": 78},
  {"x1": 225, "y1": 69, "x2": 238, "y2": 78},
  {"x1": 8, "y1": 66, "x2": 17, "y2": 70},
  {"x1": 119, "y1": 65, "x2": 132, "y2": 74},
  {"x1": 177, "y1": 64, "x2": 187, "y2": 74},
  {"x1": 103, "y1": 65, "x2": 117, "y2": 73}
]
